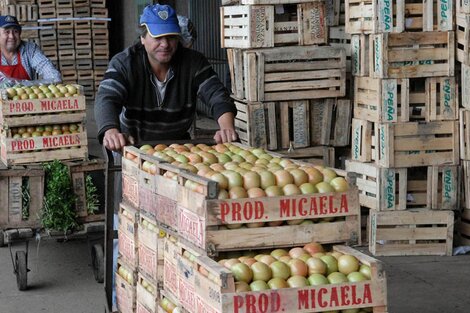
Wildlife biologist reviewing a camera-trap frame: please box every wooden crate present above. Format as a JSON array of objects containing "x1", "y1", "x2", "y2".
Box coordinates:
[
  {"x1": 91, "y1": 19, "x2": 108, "y2": 29},
  {"x1": 464, "y1": 161, "x2": 470, "y2": 209},
  {"x1": 38, "y1": 6, "x2": 55, "y2": 18},
  {"x1": 58, "y1": 39, "x2": 74, "y2": 50},
  {"x1": 222, "y1": 0, "x2": 315, "y2": 4},
  {"x1": 92, "y1": 28, "x2": 108, "y2": 40},
  {"x1": 56, "y1": 0, "x2": 72, "y2": 7},
  {"x1": 38, "y1": 0, "x2": 55, "y2": 8},
  {"x1": 273, "y1": 145, "x2": 336, "y2": 167},
  {"x1": 75, "y1": 49, "x2": 92, "y2": 59},
  {"x1": 354, "y1": 76, "x2": 457, "y2": 123},
  {"x1": 136, "y1": 273, "x2": 159, "y2": 313},
  {"x1": 73, "y1": 0, "x2": 89, "y2": 7},
  {"x1": 62, "y1": 70, "x2": 77, "y2": 81},
  {"x1": 459, "y1": 208, "x2": 470, "y2": 245},
  {"x1": 370, "y1": 31, "x2": 455, "y2": 78},
  {"x1": 116, "y1": 258, "x2": 137, "y2": 313},
  {"x1": 345, "y1": 160, "x2": 460, "y2": 211},
  {"x1": 227, "y1": 46, "x2": 346, "y2": 102},
  {"x1": 329, "y1": 26, "x2": 351, "y2": 72},
  {"x1": 0, "y1": 166, "x2": 44, "y2": 229},
  {"x1": 346, "y1": 0, "x2": 453, "y2": 34},
  {"x1": 60, "y1": 59, "x2": 76, "y2": 70},
  {"x1": 234, "y1": 98, "x2": 350, "y2": 150},
  {"x1": 179, "y1": 245, "x2": 387, "y2": 313},
  {"x1": 350, "y1": 33, "x2": 370, "y2": 76},
  {"x1": 461, "y1": 63, "x2": 470, "y2": 109},
  {"x1": 58, "y1": 49, "x2": 75, "y2": 61},
  {"x1": 220, "y1": 2, "x2": 327, "y2": 49},
  {"x1": 460, "y1": 109, "x2": 470, "y2": 160},
  {"x1": 369, "y1": 209, "x2": 454, "y2": 256},
  {"x1": 457, "y1": 13, "x2": 470, "y2": 65},
  {"x1": 326, "y1": 0, "x2": 341, "y2": 26},
  {"x1": 91, "y1": 7, "x2": 108, "y2": 17},
  {"x1": 2, "y1": 4, "x2": 38, "y2": 21},
  {"x1": 138, "y1": 213, "x2": 164, "y2": 283},
  {"x1": 458, "y1": 0, "x2": 470, "y2": 13},
  {"x1": 74, "y1": 19, "x2": 91, "y2": 29},
  {"x1": 90, "y1": 0, "x2": 105, "y2": 8},
  {"x1": 351, "y1": 119, "x2": 459, "y2": 167},
  {"x1": 74, "y1": 5, "x2": 90, "y2": 17}
]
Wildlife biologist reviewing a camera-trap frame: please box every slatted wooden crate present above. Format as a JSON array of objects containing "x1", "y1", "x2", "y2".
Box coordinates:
[
  {"x1": 74, "y1": 5, "x2": 90, "y2": 17},
  {"x1": 346, "y1": 0, "x2": 453, "y2": 34},
  {"x1": 56, "y1": 0, "x2": 72, "y2": 7},
  {"x1": 136, "y1": 273, "x2": 159, "y2": 313},
  {"x1": 75, "y1": 49, "x2": 92, "y2": 59},
  {"x1": 59, "y1": 59, "x2": 75, "y2": 71},
  {"x1": 345, "y1": 160, "x2": 460, "y2": 211},
  {"x1": 350, "y1": 33, "x2": 370, "y2": 76},
  {"x1": 38, "y1": 0, "x2": 56, "y2": 8},
  {"x1": 370, "y1": 31, "x2": 455, "y2": 79},
  {"x1": 369, "y1": 209, "x2": 454, "y2": 256},
  {"x1": 464, "y1": 161, "x2": 470, "y2": 209},
  {"x1": 227, "y1": 46, "x2": 346, "y2": 102},
  {"x1": 176, "y1": 244, "x2": 387, "y2": 313},
  {"x1": 1, "y1": 4, "x2": 38, "y2": 21},
  {"x1": 116, "y1": 258, "x2": 137, "y2": 313},
  {"x1": 457, "y1": 13, "x2": 470, "y2": 65},
  {"x1": 138, "y1": 213, "x2": 164, "y2": 284},
  {"x1": 74, "y1": 19, "x2": 91, "y2": 29},
  {"x1": 90, "y1": 0, "x2": 105, "y2": 8},
  {"x1": 220, "y1": 2, "x2": 327, "y2": 49},
  {"x1": 0, "y1": 166, "x2": 44, "y2": 229},
  {"x1": 461, "y1": 63, "x2": 470, "y2": 109},
  {"x1": 273, "y1": 145, "x2": 336, "y2": 167},
  {"x1": 329, "y1": 26, "x2": 351, "y2": 72},
  {"x1": 222, "y1": 0, "x2": 315, "y2": 4},
  {"x1": 459, "y1": 208, "x2": 470, "y2": 245},
  {"x1": 458, "y1": 0, "x2": 470, "y2": 13},
  {"x1": 351, "y1": 119, "x2": 460, "y2": 167},
  {"x1": 130, "y1": 150, "x2": 360, "y2": 253},
  {"x1": 326, "y1": 0, "x2": 341, "y2": 26},
  {"x1": 38, "y1": 6, "x2": 55, "y2": 18},
  {"x1": 73, "y1": 0, "x2": 89, "y2": 7},
  {"x1": 77, "y1": 58, "x2": 93, "y2": 70},
  {"x1": 21, "y1": 21, "x2": 39, "y2": 43},
  {"x1": 460, "y1": 109, "x2": 470, "y2": 160},
  {"x1": 234, "y1": 97, "x2": 351, "y2": 151},
  {"x1": 58, "y1": 38, "x2": 74, "y2": 50},
  {"x1": 354, "y1": 76, "x2": 457, "y2": 123}
]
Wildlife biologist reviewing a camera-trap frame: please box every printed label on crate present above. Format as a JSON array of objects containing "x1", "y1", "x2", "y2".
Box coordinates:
[
  {"x1": 137, "y1": 301, "x2": 152, "y2": 313},
  {"x1": 8, "y1": 134, "x2": 81, "y2": 152},
  {"x1": 140, "y1": 185, "x2": 157, "y2": 218},
  {"x1": 378, "y1": 0, "x2": 393, "y2": 32},
  {"x1": 442, "y1": 78, "x2": 454, "y2": 116},
  {"x1": 251, "y1": 6, "x2": 267, "y2": 46},
  {"x1": 307, "y1": 2, "x2": 326, "y2": 41},
  {"x1": 382, "y1": 169, "x2": 396, "y2": 210},
  {"x1": 439, "y1": 0, "x2": 452, "y2": 29},
  {"x1": 352, "y1": 123, "x2": 361, "y2": 160},
  {"x1": 179, "y1": 275, "x2": 196, "y2": 312},
  {"x1": 116, "y1": 280, "x2": 133, "y2": 313},
  {"x1": 382, "y1": 80, "x2": 397, "y2": 122},
  {"x1": 122, "y1": 174, "x2": 138, "y2": 208},
  {"x1": 2, "y1": 97, "x2": 85, "y2": 115},
  {"x1": 225, "y1": 281, "x2": 375, "y2": 313},
  {"x1": 374, "y1": 36, "x2": 382, "y2": 76},
  {"x1": 118, "y1": 231, "x2": 136, "y2": 264},
  {"x1": 217, "y1": 192, "x2": 352, "y2": 224},
  {"x1": 157, "y1": 195, "x2": 177, "y2": 230},
  {"x1": 178, "y1": 207, "x2": 205, "y2": 248},
  {"x1": 443, "y1": 167, "x2": 456, "y2": 205},
  {"x1": 119, "y1": 212, "x2": 136, "y2": 236},
  {"x1": 164, "y1": 259, "x2": 178, "y2": 296},
  {"x1": 196, "y1": 294, "x2": 219, "y2": 313},
  {"x1": 351, "y1": 36, "x2": 360, "y2": 75},
  {"x1": 139, "y1": 244, "x2": 156, "y2": 279}
]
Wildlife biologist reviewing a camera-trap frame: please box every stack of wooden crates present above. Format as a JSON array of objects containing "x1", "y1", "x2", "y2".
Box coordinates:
[
  {"x1": 344, "y1": 0, "x2": 458, "y2": 256},
  {"x1": 114, "y1": 144, "x2": 391, "y2": 313},
  {"x1": 222, "y1": 0, "x2": 352, "y2": 167},
  {"x1": 457, "y1": 1, "x2": 470, "y2": 246},
  {"x1": 0, "y1": 0, "x2": 110, "y2": 100}
]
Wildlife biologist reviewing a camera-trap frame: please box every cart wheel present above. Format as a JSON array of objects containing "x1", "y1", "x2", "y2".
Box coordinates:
[
  {"x1": 0, "y1": 230, "x2": 4, "y2": 247},
  {"x1": 91, "y1": 243, "x2": 104, "y2": 283},
  {"x1": 15, "y1": 251, "x2": 27, "y2": 291}
]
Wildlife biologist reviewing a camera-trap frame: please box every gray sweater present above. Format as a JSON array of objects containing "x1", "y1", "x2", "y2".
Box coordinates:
[{"x1": 94, "y1": 42, "x2": 236, "y2": 143}]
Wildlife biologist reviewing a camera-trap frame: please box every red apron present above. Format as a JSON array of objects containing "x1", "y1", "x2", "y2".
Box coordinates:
[{"x1": 0, "y1": 51, "x2": 31, "y2": 80}]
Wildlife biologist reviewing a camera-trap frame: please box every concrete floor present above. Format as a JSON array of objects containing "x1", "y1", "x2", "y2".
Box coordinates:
[{"x1": 1, "y1": 104, "x2": 470, "y2": 313}]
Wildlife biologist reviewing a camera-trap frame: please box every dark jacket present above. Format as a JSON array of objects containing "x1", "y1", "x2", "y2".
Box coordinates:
[{"x1": 94, "y1": 41, "x2": 236, "y2": 143}]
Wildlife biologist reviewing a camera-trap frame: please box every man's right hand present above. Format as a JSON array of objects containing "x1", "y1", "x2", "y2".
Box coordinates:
[{"x1": 103, "y1": 128, "x2": 134, "y2": 152}]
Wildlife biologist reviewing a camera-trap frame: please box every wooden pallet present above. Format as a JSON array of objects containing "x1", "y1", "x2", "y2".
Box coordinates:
[
  {"x1": 175, "y1": 243, "x2": 387, "y2": 313},
  {"x1": 371, "y1": 31, "x2": 455, "y2": 78},
  {"x1": 227, "y1": 46, "x2": 346, "y2": 102},
  {"x1": 351, "y1": 119, "x2": 459, "y2": 167},
  {"x1": 345, "y1": 160, "x2": 460, "y2": 211},
  {"x1": 354, "y1": 76, "x2": 457, "y2": 123},
  {"x1": 221, "y1": 2, "x2": 327, "y2": 49},
  {"x1": 346, "y1": 0, "x2": 453, "y2": 34},
  {"x1": 369, "y1": 209, "x2": 454, "y2": 256}
]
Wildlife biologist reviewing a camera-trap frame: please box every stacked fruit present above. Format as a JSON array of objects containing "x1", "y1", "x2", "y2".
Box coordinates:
[
  {"x1": 129, "y1": 143, "x2": 349, "y2": 198},
  {"x1": 9, "y1": 123, "x2": 81, "y2": 138},
  {"x1": 3, "y1": 84, "x2": 80, "y2": 100},
  {"x1": 187, "y1": 242, "x2": 373, "y2": 313},
  {"x1": 117, "y1": 262, "x2": 134, "y2": 285},
  {"x1": 160, "y1": 297, "x2": 182, "y2": 313}
]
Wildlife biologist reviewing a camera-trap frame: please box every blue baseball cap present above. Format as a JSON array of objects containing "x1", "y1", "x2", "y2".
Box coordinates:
[
  {"x1": 140, "y1": 4, "x2": 181, "y2": 38},
  {"x1": 0, "y1": 15, "x2": 21, "y2": 30}
]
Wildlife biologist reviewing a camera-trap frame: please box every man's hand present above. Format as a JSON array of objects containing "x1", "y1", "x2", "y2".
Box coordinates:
[
  {"x1": 215, "y1": 112, "x2": 238, "y2": 143},
  {"x1": 103, "y1": 128, "x2": 134, "y2": 152},
  {"x1": 214, "y1": 128, "x2": 238, "y2": 144}
]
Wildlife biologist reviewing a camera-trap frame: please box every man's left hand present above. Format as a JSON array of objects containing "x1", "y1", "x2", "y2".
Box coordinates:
[{"x1": 214, "y1": 128, "x2": 238, "y2": 143}]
